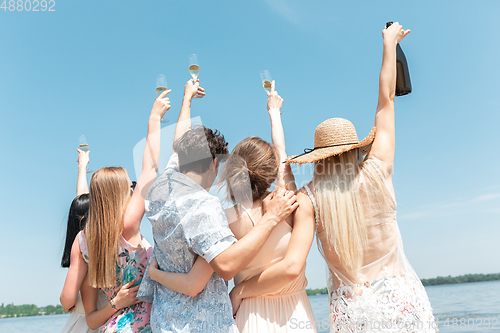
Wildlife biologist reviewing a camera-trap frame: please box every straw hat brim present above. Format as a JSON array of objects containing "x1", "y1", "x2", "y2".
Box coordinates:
[{"x1": 286, "y1": 127, "x2": 376, "y2": 164}]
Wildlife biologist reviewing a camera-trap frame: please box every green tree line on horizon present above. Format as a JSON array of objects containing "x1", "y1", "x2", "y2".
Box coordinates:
[
  {"x1": 306, "y1": 287, "x2": 328, "y2": 296},
  {"x1": 420, "y1": 273, "x2": 500, "y2": 286},
  {"x1": 0, "y1": 303, "x2": 64, "y2": 318},
  {"x1": 305, "y1": 272, "x2": 500, "y2": 295}
]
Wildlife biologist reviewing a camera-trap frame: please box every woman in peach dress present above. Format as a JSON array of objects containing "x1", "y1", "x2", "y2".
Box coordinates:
[{"x1": 148, "y1": 82, "x2": 317, "y2": 332}]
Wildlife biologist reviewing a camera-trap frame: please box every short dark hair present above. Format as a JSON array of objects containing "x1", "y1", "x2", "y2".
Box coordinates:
[{"x1": 173, "y1": 126, "x2": 229, "y2": 174}]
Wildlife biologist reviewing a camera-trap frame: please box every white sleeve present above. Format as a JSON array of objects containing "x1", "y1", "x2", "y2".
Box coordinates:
[{"x1": 165, "y1": 153, "x2": 180, "y2": 172}]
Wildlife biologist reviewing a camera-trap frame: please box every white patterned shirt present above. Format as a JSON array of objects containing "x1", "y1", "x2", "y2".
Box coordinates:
[{"x1": 138, "y1": 153, "x2": 239, "y2": 333}]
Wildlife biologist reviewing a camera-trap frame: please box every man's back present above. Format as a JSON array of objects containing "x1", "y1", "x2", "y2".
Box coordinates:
[{"x1": 139, "y1": 154, "x2": 238, "y2": 332}]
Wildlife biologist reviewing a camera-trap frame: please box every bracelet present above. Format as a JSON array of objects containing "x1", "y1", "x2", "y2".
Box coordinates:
[{"x1": 110, "y1": 299, "x2": 118, "y2": 310}]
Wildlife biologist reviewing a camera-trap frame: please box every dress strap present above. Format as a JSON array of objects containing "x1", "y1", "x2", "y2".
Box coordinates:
[
  {"x1": 303, "y1": 183, "x2": 320, "y2": 228},
  {"x1": 239, "y1": 205, "x2": 257, "y2": 226}
]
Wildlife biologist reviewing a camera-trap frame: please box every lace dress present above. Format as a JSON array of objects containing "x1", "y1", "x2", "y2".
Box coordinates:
[{"x1": 304, "y1": 155, "x2": 438, "y2": 333}]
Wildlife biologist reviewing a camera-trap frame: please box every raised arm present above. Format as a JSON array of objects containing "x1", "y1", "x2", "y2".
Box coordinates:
[
  {"x1": 229, "y1": 190, "x2": 315, "y2": 314},
  {"x1": 209, "y1": 190, "x2": 298, "y2": 281},
  {"x1": 81, "y1": 275, "x2": 141, "y2": 330},
  {"x1": 148, "y1": 257, "x2": 214, "y2": 297},
  {"x1": 173, "y1": 79, "x2": 206, "y2": 149},
  {"x1": 76, "y1": 149, "x2": 90, "y2": 196},
  {"x1": 60, "y1": 237, "x2": 88, "y2": 312},
  {"x1": 267, "y1": 81, "x2": 296, "y2": 192},
  {"x1": 369, "y1": 22, "x2": 410, "y2": 169},
  {"x1": 122, "y1": 90, "x2": 171, "y2": 240}
]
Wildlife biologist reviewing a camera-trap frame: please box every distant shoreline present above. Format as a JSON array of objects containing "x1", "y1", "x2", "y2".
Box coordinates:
[
  {"x1": 420, "y1": 273, "x2": 500, "y2": 286},
  {"x1": 2, "y1": 274, "x2": 499, "y2": 317},
  {"x1": 0, "y1": 304, "x2": 65, "y2": 319},
  {"x1": 306, "y1": 273, "x2": 500, "y2": 296}
]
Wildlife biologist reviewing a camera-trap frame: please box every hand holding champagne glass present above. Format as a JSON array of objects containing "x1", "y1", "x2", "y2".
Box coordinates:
[
  {"x1": 183, "y1": 79, "x2": 206, "y2": 101},
  {"x1": 267, "y1": 81, "x2": 284, "y2": 115},
  {"x1": 261, "y1": 71, "x2": 284, "y2": 114},
  {"x1": 152, "y1": 88, "x2": 171, "y2": 122},
  {"x1": 78, "y1": 135, "x2": 93, "y2": 174},
  {"x1": 156, "y1": 74, "x2": 169, "y2": 123}
]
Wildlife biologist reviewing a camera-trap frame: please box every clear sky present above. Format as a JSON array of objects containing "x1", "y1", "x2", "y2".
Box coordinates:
[{"x1": 1, "y1": 0, "x2": 499, "y2": 306}]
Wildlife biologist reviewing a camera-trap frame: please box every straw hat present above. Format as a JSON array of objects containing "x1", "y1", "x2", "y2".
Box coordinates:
[{"x1": 286, "y1": 118, "x2": 376, "y2": 164}]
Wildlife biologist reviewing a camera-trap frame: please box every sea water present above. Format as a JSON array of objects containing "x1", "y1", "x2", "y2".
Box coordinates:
[{"x1": 1, "y1": 281, "x2": 499, "y2": 333}]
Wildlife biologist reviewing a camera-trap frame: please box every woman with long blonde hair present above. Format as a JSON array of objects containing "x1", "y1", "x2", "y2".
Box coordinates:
[
  {"x1": 287, "y1": 23, "x2": 437, "y2": 332},
  {"x1": 59, "y1": 86, "x2": 178, "y2": 332}
]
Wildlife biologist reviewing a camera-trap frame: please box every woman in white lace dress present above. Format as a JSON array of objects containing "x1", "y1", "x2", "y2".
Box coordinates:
[{"x1": 286, "y1": 23, "x2": 438, "y2": 333}]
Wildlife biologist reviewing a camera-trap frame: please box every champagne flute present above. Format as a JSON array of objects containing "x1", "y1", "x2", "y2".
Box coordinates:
[
  {"x1": 189, "y1": 54, "x2": 200, "y2": 80},
  {"x1": 260, "y1": 70, "x2": 284, "y2": 114},
  {"x1": 78, "y1": 135, "x2": 93, "y2": 174},
  {"x1": 188, "y1": 54, "x2": 201, "y2": 98},
  {"x1": 156, "y1": 74, "x2": 169, "y2": 123},
  {"x1": 260, "y1": 70, "x2": 272, "y2": 94}
]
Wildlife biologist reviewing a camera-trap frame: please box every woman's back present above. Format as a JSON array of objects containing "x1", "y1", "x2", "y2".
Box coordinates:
[
  {"x1": 232, "y1": 204, "x2": 294, "y2": 289},
  {"x1": 314, "y1": 155, "x2": 402, "y2": 288},
  {"x1": 308, "y1": 155, "x2": 437, "y2": 332},
  {"x1": 230, "y1": 202, "x2": 317, "y2": 333}
]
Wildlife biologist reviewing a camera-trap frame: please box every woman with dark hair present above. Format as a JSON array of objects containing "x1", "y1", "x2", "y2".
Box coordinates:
[
  {"x1": 61, "y1": 193, "x2": 88, "y2": 269},
  {"x1": 60, "y1": 149, "x2": 106, "y2": 333},
  {"x1": 147, "y1": 82, "x2": 317, "y2": 332}
]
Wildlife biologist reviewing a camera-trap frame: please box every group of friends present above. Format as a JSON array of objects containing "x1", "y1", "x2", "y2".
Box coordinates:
[{"x1": 58, "y1": 23, "x2": 438, "y2": 333}]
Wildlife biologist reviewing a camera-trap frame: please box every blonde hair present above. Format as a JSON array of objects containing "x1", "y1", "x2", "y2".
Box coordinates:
[
  {"x1": 313, "y1": 149, "x2": 367, "y2": 271},
  {"x1": 85, "y1": 167, "x2": 131, "y2": 289}
]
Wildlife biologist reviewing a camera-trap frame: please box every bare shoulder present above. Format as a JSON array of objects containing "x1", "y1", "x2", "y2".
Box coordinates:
[
  {"x1": 296, "y1": 189, "x2": 314, "y2": 214},
  {"x1": 289, "y1": 184, "x2": 319, "y2": 228},
  {"x1": 225, "y1": 206, "x2": 253, "y2": 240},
  {"x1": 225, "y1": 206, "x2": 238, "y2": 224}
]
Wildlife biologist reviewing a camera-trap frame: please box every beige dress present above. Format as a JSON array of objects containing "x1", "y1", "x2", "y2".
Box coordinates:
[
  {"x1": 234, "y1": 207, "x2": 317, "y2": 333},
  {"x1": 304, "y1": 155, "x2": 437, "y2": 333},
  {"x1": 60, "y1": 292, "x2": 107, "y2": 333}
]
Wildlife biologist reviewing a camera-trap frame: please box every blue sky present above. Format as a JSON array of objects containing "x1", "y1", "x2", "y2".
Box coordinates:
[{"x1": 1, "y1": 0, "x2": 499, "y2": 306}]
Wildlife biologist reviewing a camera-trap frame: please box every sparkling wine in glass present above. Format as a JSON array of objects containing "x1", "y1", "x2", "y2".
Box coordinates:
[
  {"x1": 260, "y1": 70, "x2": 272, "y2": 94},
  {"x1": 78, "y1": 135, "x2": 93, "y2": 174},
  {"x1": 189, "y1": 54, "x2": 200, "y2": 80},
  {"x1": 260, "y1": 70, "x2": 283, "y2": 114},
  {"x1": 156, "y1": 74, "x2": 169, "y2": 123},
  {"x1": 188, "y1": 54, "x2": 202, "y2": 98}
]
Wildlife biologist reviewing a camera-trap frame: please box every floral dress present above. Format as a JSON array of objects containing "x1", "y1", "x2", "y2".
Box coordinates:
[{"x1": 78, "y1": 231, "x2": 153, "y2": 333}]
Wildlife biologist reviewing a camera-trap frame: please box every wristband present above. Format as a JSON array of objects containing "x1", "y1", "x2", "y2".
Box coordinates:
[{"x1": 110, "y1": 298, "x2": 118, "y2": 310}]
